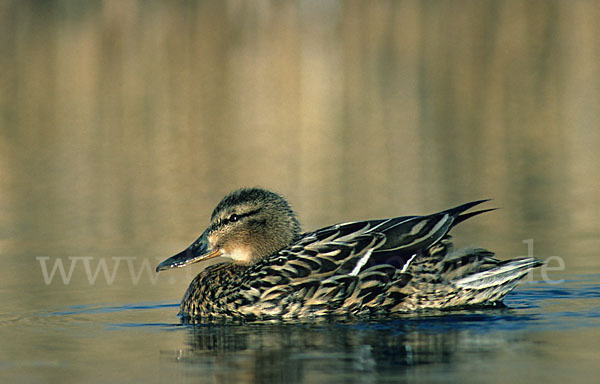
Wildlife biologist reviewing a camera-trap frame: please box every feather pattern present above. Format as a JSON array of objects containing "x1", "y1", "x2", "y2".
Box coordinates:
[{"x1": 156, "y1": 188, "x2": 543, "y2": 320}]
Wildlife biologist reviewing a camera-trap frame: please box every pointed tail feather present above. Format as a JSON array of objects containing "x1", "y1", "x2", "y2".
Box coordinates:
[
  {"x1": 441, "y1": 199, "x2": 496, "y2": 228},
  {"x1": 452, "y1": 208, "x2": 497, "y2": 227},
  {"x1": 443, "y1": 199, "x2": 492, "y2": 218},
  {"x1": 453, "y1": 257, "x2": 543, "y2": 289}
]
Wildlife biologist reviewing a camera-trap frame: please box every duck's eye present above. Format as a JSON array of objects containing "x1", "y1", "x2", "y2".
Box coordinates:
[{"x1": 229, "y1": 214, "x2": 239, "y2": 222}]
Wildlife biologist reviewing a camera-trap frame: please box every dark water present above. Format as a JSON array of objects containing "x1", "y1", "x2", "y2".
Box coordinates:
[
  {"x1": 1, "y1": 1, "x2": 600, "y2": 383},
  {"x1": 3, "y1": 278, "x2": 599, "y2": 383}
]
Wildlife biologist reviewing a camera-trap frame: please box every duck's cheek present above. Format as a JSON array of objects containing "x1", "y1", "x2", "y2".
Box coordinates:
[{"x1": 207, "y1": 234, "x2": 218, "y2": 249}]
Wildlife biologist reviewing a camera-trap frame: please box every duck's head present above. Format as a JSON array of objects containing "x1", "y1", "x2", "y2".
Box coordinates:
[{"x1": 156, "y1": 188, "x2": 301, "y2": 272}]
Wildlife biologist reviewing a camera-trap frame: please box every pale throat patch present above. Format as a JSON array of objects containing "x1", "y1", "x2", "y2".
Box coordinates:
[{"x1": 222, "y1": 246, "x2": 252, "y2": 264}]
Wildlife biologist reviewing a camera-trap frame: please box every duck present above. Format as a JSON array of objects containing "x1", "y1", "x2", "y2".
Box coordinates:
[{"x1": 156, "y1": 187, "x2": 542, "y2": 320}]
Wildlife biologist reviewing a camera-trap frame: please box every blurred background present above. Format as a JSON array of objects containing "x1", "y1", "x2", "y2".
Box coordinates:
[
  {"x1": 1, "y1": 1, "x2": 599, "y2": 382},
  {"x1": 2, "y1": 0, "x2": 600, "y2": 300}
]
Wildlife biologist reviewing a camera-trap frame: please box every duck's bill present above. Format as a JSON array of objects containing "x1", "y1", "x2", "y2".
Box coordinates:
[{"x1": 155, "y1": 230, "x2": 221, "y2": 272}]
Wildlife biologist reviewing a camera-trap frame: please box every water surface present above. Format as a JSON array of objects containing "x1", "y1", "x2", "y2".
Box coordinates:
[{"x1": 2, "y1": 278, "x2": 599, "y2": 383}]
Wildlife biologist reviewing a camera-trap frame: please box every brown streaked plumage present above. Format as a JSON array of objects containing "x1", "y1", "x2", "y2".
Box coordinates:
[{"x1": 156, "y1": 187, "x2": 543, "y2": 320}]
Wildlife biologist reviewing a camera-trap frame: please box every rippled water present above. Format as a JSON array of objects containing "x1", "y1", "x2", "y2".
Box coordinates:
[{"x1": 3, "y1": 277, "x2": 599, "y2": 383}]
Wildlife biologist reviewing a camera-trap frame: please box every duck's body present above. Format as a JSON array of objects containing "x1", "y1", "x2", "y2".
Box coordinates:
[{"x1": 157, "y1": 188, "x2": 542, "y2": 320}]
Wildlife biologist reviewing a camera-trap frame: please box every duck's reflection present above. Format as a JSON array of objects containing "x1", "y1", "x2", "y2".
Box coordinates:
[{"x1": 168, "y1": 310, "x2": 534, "y2": 383}]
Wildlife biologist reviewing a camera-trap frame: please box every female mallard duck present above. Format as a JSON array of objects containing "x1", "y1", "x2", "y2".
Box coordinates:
[{"x1": 156, "y1": 188, "x2": 542, "y2": 320}]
